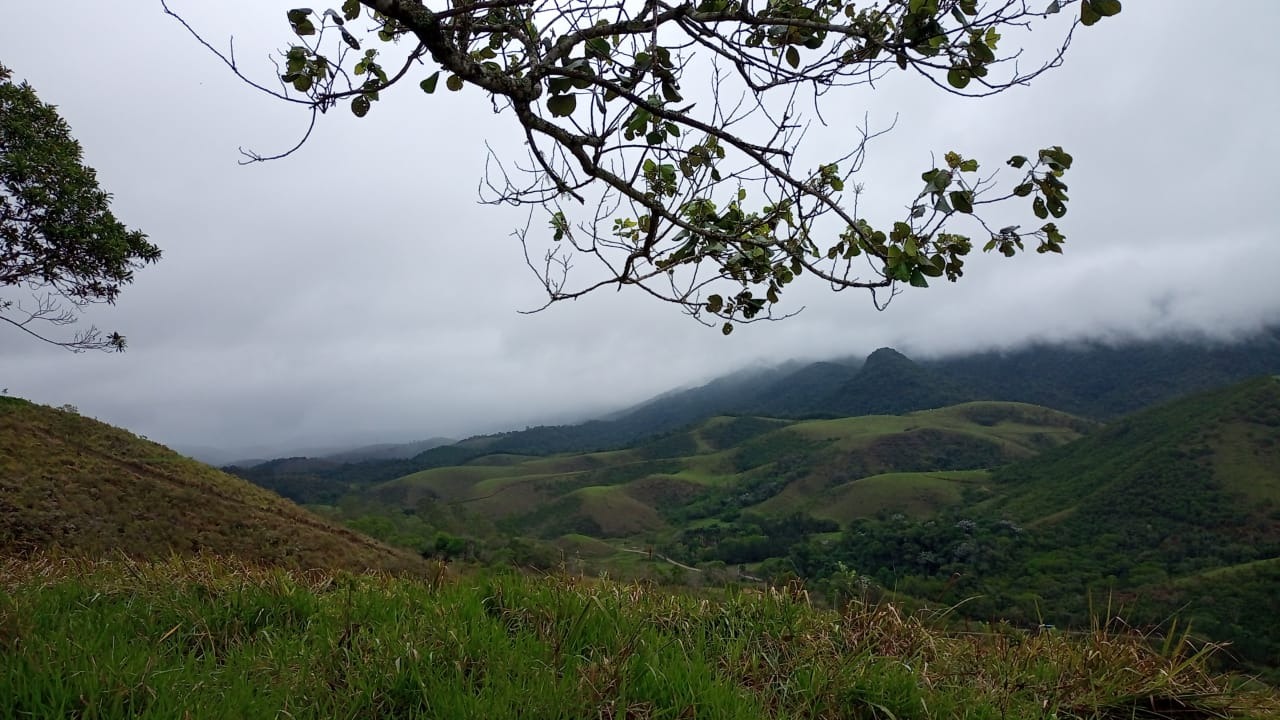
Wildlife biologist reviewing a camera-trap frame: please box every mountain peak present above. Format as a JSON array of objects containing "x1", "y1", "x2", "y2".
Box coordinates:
[{"x1": 863, "y1": 347, "x2": 913, "y2": 367}]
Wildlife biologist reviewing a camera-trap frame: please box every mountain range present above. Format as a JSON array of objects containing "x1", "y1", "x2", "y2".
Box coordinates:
[{"x1": 229, "y1": 327, "x2": 1280, "y2": 498}]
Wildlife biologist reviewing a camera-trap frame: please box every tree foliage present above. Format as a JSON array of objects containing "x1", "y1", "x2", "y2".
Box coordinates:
[
  {"x1": 167, "y1": 0, "x2": 1120, "y2": 330},
  {"x1": 0, "y1": 64, "x2": 160, "y2": 351}
]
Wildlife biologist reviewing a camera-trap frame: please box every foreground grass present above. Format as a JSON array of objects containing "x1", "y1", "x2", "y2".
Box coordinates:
[{"x1": 1, "y1": 556, "x2": 1274, "y2": 719}]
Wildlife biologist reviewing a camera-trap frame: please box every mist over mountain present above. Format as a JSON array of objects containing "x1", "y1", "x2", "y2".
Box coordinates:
[{"x1": 226, "y1": 327, "x2": 1280, "y2": 503}]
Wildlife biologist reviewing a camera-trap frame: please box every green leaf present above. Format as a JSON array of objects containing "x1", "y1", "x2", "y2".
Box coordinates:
[
  {"x1": 547, "y1": 93, "x2": 577, "y2": 117},
  {"x1": 1092, "y1": 0, "x2": 1121, "y2": 17},
  {"x1": 785, "y1": 46, "x2": 800, "y2": 69},
  {"x1": 351, "y1": 95, "x2": 370, "y2": 117},
  {"x1": 1007, "y1": 155, "x2": 1028, "y2": 169},
  {"x1": 292, "y1": 73, "x2": 313, "y2": 92},
  {"x1": 706, "y1": 294, "x2": 723, "y2": 314},
  {"x1": 1032, "y1": 196, "x2": 1048, "y2": 219},
  {"x1": 585, "y1": 38, "x2": 611, "y2": 59},
  {"x1": 949, "y1": 190, "x2": 974, "y2": 214},
  {"x1": 1080, "y1": 0, "x2": 1101, "y2": 26},
  {"x1": 1046, "y1": 196, "x2": 1066, "y2": 218},
  {"x1": 959, "y1": 159, "x2": 979, "y2": 173},
  {"x1": 446, "y1": 74, "x2": 464, "y2": 92},
  {"x1": 947, "y1": 68, "x2": 970, "y2": 89},
  {"x1": 419, "y1": 72, "x2": 440, "y2": 94},
  {"x1": 909, "y1": 269, "x2": 929, "y2": 288},
  {"x1": 1013, "y1": 182, "x2": 1034, "y2": 197},
  {"x1": 1040, "y1": 146, "x2": 1074, "y2": 169},
  {"x1": 339, "y1": 26, "x2": 360, "y2": 50},
  {"x1": 287, "y1": 9, "x2": 317, "y2": 36},
  {"x1": 721, "y1": 322, "x2": 734, "y2": 336},
  {"x1": 342, "y1": 0, "x2": 360, "y2": 20}
]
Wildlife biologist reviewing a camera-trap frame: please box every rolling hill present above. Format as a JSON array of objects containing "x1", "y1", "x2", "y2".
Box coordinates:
[
  {"x1": 0, "y1": 397, "x2": 426, "y2": 574},
  {"x1": 334, "y1": 401, "x2": 1092, "y2": 545}
]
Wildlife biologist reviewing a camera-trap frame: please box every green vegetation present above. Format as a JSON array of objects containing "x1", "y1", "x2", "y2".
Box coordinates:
[
  {"x1": 4, "y1": 554, "x2": 1273, "y2": 720},
  {"x1": 0, "y1": 396, "x2": 424, "y2": 574},
  {"x1": 285, "y1": 379, "x2": 1280, "y2": 680},
  {"x1": 786, "y1": 378, "x2": 1280, "y2": 681}
]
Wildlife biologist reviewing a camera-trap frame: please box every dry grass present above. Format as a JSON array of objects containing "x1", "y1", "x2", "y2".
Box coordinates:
[{"x1": 0, "y1": 397, "x2": 426, "y2": 574}]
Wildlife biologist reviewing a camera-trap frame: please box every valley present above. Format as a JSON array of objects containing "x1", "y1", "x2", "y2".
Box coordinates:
[{"x1": 214, "y1": 339, "x2": 1280, "y2": 682}]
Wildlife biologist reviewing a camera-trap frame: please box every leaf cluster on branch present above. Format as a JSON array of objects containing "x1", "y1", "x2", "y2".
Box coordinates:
[{"x1": 165, "y1": 0, "x2": 1119, "y2": 332}]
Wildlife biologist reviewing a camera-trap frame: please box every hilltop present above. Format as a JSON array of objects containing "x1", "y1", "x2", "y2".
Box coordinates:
[{"x1": 0, "y1": 397, "x2": 425, "y2": 574}]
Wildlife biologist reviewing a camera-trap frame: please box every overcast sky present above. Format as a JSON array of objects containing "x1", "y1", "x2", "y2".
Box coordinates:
[{"x1": 2, "y1": 2, "x2": 1278, "y2": 457}]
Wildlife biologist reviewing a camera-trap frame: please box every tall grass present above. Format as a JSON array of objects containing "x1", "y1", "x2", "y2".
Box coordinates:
[{"x1": 1, "y1": 555, "x2": 1273, "y2": 719}]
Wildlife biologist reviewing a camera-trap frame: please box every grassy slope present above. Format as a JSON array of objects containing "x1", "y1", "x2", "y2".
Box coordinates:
[
  {"x1": 0, "y1": 397, "x2": 424, "y2": 574},
  {"x1": 987, "y1": 377, "x2": 1280, "y2": 536},
  {"x1": 964, "y1": 378, "x2": 1280, "y2": 676},
  {"x1": 2, "y1": 555, "x2": 1274, "y2": 720},
  {"x1": 358, "y1": 403, "x2": 1091, "y2": 540}
]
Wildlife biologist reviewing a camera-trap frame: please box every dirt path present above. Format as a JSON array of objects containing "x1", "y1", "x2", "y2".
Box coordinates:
[{"x1": 619, "y1": 547, "x2": 701, "y2": 572}]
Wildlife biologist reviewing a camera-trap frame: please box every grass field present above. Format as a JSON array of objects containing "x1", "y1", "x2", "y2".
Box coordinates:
[{"x1": 3, "y1": 555, "x2": 1273, "y2": 720}]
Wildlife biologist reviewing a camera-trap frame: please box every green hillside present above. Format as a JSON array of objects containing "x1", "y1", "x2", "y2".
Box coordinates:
[
  {"x1": 0, "y1": 397, "x2": 425, "y2": 574},
  {"x1": 987, "y1": 376, "x2": 1280, "y2": 568},
  {"x1": 786, "y1": 377, "x2": 1280, "y2": 679}
]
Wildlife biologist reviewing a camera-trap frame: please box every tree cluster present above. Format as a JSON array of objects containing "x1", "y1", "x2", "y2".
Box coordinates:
[{"x1": 0, "y1": 63, "x2": 160, "y2": 351}]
